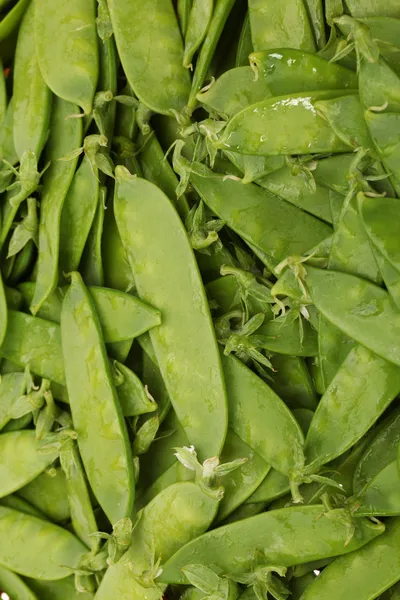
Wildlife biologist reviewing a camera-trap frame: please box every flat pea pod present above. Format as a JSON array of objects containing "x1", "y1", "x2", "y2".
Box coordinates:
[
  {"x1": 112, "y1": 360, "x2": 157, "y2": 417},
  {"x1": 304, "y1": 0, "x2": 325, "y2": 49},
  {"x1": 61, "y1": 272, "x2": 134, "y2": 523},
  {"x1": 346, "y1": 0, "x2": 400, "y2": 18},
  {"x1": 95, "y1": 482, "x2": 218, "y2": 600},
  {"x1": 25, "y1": 576, "x2": 94, "y2": 600},
  {"x1": 248, "y1": 0, "x2": 316, "y2": 53},
  {"x1": 317, "y1": 315, "x2": 356, "y2": 392},
  {"x1": 80, "y1": 191, "x2": 105, "y2": 287},
  {"x1": 160, "y1": 505, "x2": 384, "y2": 584},
  {"x1": 183, "y1": 0, "x2": 214, "y2": 69},
  {"x1": 31, "y1": 98, "x2": 83, "y2": 315},
  {"x1": 197, "y1": 66, "x2": 271, "y2": 118},
  {"x1": 0, "y1": 372, "x2": 26, "y2": 431},
  {"x1": 315, "y1": 95, "x2": 374, "y2": 151},
  {"x1": 359, "y1": 57, "x2": 400, "y2": 113},
  {"x1": 301, "y1": 517, "x2": 400, "y2": 600},
  {"x1": 250, "y1": 49, "x2": 357, "y2": 95},
  {"x1": 360, "y1": 17, "x2": 400, "y2": 75},
  {"x1": 102, "y1": 197, "x2": 133, "y2": 293},
  {"x1": 35, "y1": 0, "x2": 98, "y2": 114},
  {"x1": 355, "y1": 460, "x2": 400, "y2": 516},
  {"x1": 246, "y1": 467, "x2": 289, "y2": 504},
  {"x1": 0, "y1": 565, "x2": 38, "y2": 600},
  {"x1": 0, "y1": 100, "x2": 18, "y2": 167},
  {"x1": 0, "y1": 431, "x2": 57, "y2": 498},
  {"x1": 59, "y1": 155, "x2": 100, "y2": 277},
  {"x1": 359, "y1": 195, "x2": 400, "y2": 274},
  {"x1": 114, "y1": 168, "x2": 228, "y2": 460},
  {"x1": 305, "y1": 265, "x2": 400, "y2": 367},
  {"x1": 186, "y1": 0, "x2": 236, "y2": 115},
  {"x1": 17, "y1": 467, "x2": 70, "y2": 523},
  {"x1": 178, "y1": 0, "x2": 192, "y2": 36},
  {"x1": 108, "y1": 0, "x2": 190, "y2": 115},
  {"x1": 374, "y1": 249, "x2": 400, "y2": 311},
  {"x1": 304, "y1": 344, "x2": 400, "y2": 471},
  {"x1": 217, "y1": 90, "x2": 355, "y2": 156},
  {"x1": 236, "y1": 12, "x2": 252, "y2": 67},
  {"x1": 0, "y1": 506, "x2": 86, "y2": 579},
  {"x1": 0, "y1": 495, "x2": 46, "y2": 520},
  {"x1": 13, "y1": 1, "x2": 52, "y2": 160},
  {"x1": 365, "y1": 111, "x2": 400, "y2": 196},
  {"x1": 0, "y1": 0, "x2": 30, "y2": 43},
  {"x1": 191, "y1": 172, "x2": 331, "y2": 272},
  {"x1": 270, "y1": 355, "x2": 317, "y2": 410},
  {"x1": 224, "y1": 151, "x2": 285, "y2": 184}
]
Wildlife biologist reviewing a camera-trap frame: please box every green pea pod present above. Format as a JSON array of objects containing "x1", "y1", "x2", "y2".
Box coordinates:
[
  {"x1": 95, "y1": 482, "x2": 218, "y2": 599},
  {"x1": 315, "y1": 95, "x2": 374, "y2": 151},
  {"x1": 35, "y1": 0, "x2": 99, "y2": 114},
  {"x1": 304, "y1": 344, "x2": 400, "y2": 471},
  {"x1": 304, "y1": 0, "x2": 325, "y2": 49},
  {"x1": 31, "y1": 98, "x2": 83, "y2": 315},
  {"x1": 0, "y1": 565, "x2": 38, "y2": 600},
  {"x1": 317, "y1": 315, "x2": 356, "y2": 392},
  {"x1": 81, "y1": 194, "x2": 105, "y2": 287},
  {"x1": 374, "y1": 249, "x2": 400, "y2": 311},
  {"x1": 191, "y1": 172, "x2": 331, "y2": 271},
  {"x1": 355, "y1": 460, "x2": 400, "y2": 516},
  {"x1": 250, "y1": 49, "x2": 357, "y2": 95},
  {"x1": 359, "y1": 56, "x2": 400, "y2": 113},
  {"x1": 160, "y1": 505, "x2": 384, "y2": 584},
  {"x1": 178, "y1": 0, "x2": 192, "y2": 36},
  {"x1": 18, "y1": 467, "x2": 70, "y2": 523},
  {"x1": 360, "y1": 16, "x2": 400, "y2": 75},
  {"x1": 218, "y1": 90, "x2": 355, "y2": 156},
  {"x1": 108, "y1": 0, "x2": 190, "y2": 115},
  {"x1": 0, "y1": 431, "x2": 57, "y2": 498},
  {"x1": 0, "y1": 99, "x2": 18, "y2": 166},
  {"x1": 246, "y1": 468, "x2": 290, "y2": 504},
  {"x1": 270, "y1": 355, "x2": 317, "y2": 410},
  {"x1": 102, "y1": 197, "x2": 133, "y2": 292},
  {"x1": 224, "y1": 151, "x2": 285, "y2": 185},
  {"x1": 0, "y1": 506, "x2": 86, "y2": 579},
  {"x1": 186, "y1": 0, "x2": 236, "y2": 115},
  {"x1": 0, "y1": 270, "x2": 7, "y2": 347},
  {"x1": 8, "y1": 241, "x2": 36, "y2": 286},
  {"x1": 305, "y1": 265, "x2": 400, "y2": 367},
  {"x1": 112, "y1": 360, "x2": 157, "y2": 416},
  {"x1": 13, "y1": 1, "x2": 52, "y2": 160},
  {"x1": 114, "y1": 168, "x2": 228, "y2": 460},
  {"x1": 197, "y1": 66, "x2": 271, "y2": 118},
  {"x1": 236, "y1": 12, "x2": 252, "y2": 67},
  {"x1": 59, "y1": 155, "x2": 100, "y2": 276},
  {"x1": 365, "y1": 111, "x2": 400, "y2": 196},
  {"x1": 0, "y1": 59, "x2": 6, "y2": 127},
  {"x1": 138, "y1": 129, "x2": 190, "y2": 219},
  {"x1": 359, "y1": 195, "x2": 400, "y2": 275},
  {"x1": 0, "y1": 372, "x2": 26, "y2": 431},
  {"x1": 248, "y1": 0, "x2": 316, "y2": 52},
  {"x1": 301, "y1": 517, "x2": 400, "y2": 600},
  {"x1": 61, "y1": 272, "x2": 134, "y2": 523},
  {"x1": 346, "y1": 0, "x2": 400, "y2": 18},
  {"x1": 183, "y1": 0, "x2": 214, "y2": 69},
  {"x1": 26, "y1": 576, "x2": 95, "y2": 600},
  {"x1": 0, "y1": 0, "x2": 30, "y2": 43},
  {"x1": 97, "y1": 34, "x2": 118, "y2": 143},
  {"x1": 0, "y1": 495, "x2": 46, "y2": 520}
]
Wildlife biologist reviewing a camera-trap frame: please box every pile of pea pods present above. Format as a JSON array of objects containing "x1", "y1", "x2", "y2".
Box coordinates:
[{"x1": 1, "y1": 0, "x2": 400, "y2": 598}]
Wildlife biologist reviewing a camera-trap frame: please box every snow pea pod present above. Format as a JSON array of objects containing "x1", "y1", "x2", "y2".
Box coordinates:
[
  {"x1": 0, "y1": 0, "x2": 30, "y2": 43},
  {"x1": 186, "y1": 0, "x2": 236, "y2": 115},
  {"x1": 160, "y1": 505, "x2": 384, "y2": 584},
  {"x1": 346, "y1": 0, "x2": 400, "y2": 18},
  {"x1": 13, "y1": 1, "x2": 51, "y2": 160},
  {"x1": 315, "y1": 95, "x2": 374, "y2": 151},
  {"x1": 374, "y1": 250, "x2": 400, "y2": 311},
  {"x1": 304, "y1": 0, "x2": 325, "y2": 49},
  {"x1": 112, "y1": 360, "x2": 157, "y2": 416},
  {"x1": 95, "y1": 482, "x2": 218, "y2": 600},
  {"x1": 217, "y1": 90, "x2": 355, "y2": 156},
  {"x1": 365, "y1": 111, "x2": 400, "y2": 196},
  {"x1": 26, "y1": 576, "x2": 94, "y2": 600},
  {"x1": 304, "y1": 344, "x2": 400, "y2": 471},
  {"x1": 224, "y1": 151, "x2": 285, "y2": 184},
  {"x1": 359, "y1": 195, "x2": 400, "y2": 274},
  {"x1": 248, "y1": 0, "x2": 316, "y2": 53},
  {"x1": 108, "y1": 0, "x2": 190, "y2": 115},
  {"x1": 0, "y1": 506, "x2": 86, "y2": 579},
  {"x1": 114, "y1": 169, "x2": 228, "y2": 460},
  {"x1": 80, "y1": 194, "x2": 105, "y2": 287},
  {"x1": 305, "y1": 265, "x2": 400, "y2": 367},
  {"x1": 355, "y1": 460, "x2": 400, "y2": 516},
  {"x1": 250, "y1": 49, "x2": 357, "y2": 95},
  {"x1": 0, "y1": 495, "x2": 45, "y2": 520},
  {"x1": 301, "y1": 517, "x2": 400, "y2": 600},
  {"x1": 191, "y1": 173, "x2": 331, "y2": 272},
  {"x1": 0, "y1": 272, "x2": 6, "y2": 348},
  {"x1": 0, "y1": 565, "x2": 38, "y2": 600},
  {"x1": 359, "y1": 57, "x2": 400, "y2": 113},
  {"x1": 31, "y1": 98, "x2": 82, "y2": 315},
  {"x1": 236, "y1": 11, "x2": 252, "y2": 67},
  {"x1": 183, "y1": 0, "x2": 214, "y2": 69},
  {"x1": 35, "y1": 0, "x2": 99, "y2": 114},
  {"x1": 0, "y1": 372, "x2": 26, "y2": 431},
  {"x1": 0, "y1": 431, "x2": 57, "y2": 498},
  {"x1": 59, "y1": 156, "x2": 100, "y2": 277},
  {"x1": 0, "y1": 60, "x2": 6, "y2": 127},
  {"x1": 0, "y1": 100, "x2": 18, "y2": 167},
  {"x1": 197, "y1": 66, "x2": 271, "y2": 118},
  {"x1": 178, "y1": 0, "x2": 192, "y2": 36},
  {"x1": 61, "y1": 272, "x2": 134, "y2": 523},
  {"x1": 18, "y1": 467, "x2": 70, "y2": 523}
]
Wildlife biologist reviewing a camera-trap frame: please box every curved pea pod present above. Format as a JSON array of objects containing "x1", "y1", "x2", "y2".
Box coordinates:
[
  {"x1": 248, "y1": 0, "x2": 316, "y2": 53},
  {"x1": 0, "y1": 431, "x2": 57, "y2": 498},
  {"x1": 197, "y1": 66, "x2": 271, "y2": 118},
  {"x1": 365, "y1": 111, "x2": 400, "y2": 196},
  {"x1": 26, "y1": 576, "x2": 94, "y2": 600},
  {"x1": 355, "y1": 460, "x2": 400, "y2": 516},
  {"x1": 108, "y1": 0, "x2": 190, "y2": 115},
  {"x1": 315, "y1": 95, "x2": 374, "y2": 151},
  {"x1": 236, "y1": 12, "x2": 252, "y2": 67},
  {"x1": 183, "y1": 0, "x2": 214, "y2": 69},
  {"x1": 112, "y1": 360, "x2": 157, "y2": 416},
  {"x1": 301, "y1": 517, "x2": 400, "y2": 600},
  {"x1": 0, "y1": 495, "x2": 46, "y2": 520},
  {"x1": 114, "y1": 169, "x2": 228, "y2": 460},
  {"x1": 305, "y1": 265, "x2": 400, "y2": 367},
  {"x1": 95, "y1": 482, "x2": 218, "y2": 600},
  {"x1": 0, "y1": 565, "x2": 38, "y2": 600},
  {"x1": 59, "y1": 156, "x2": 100, "y2": 277},
  {"x1": 346, "y1": 0, "x2": 400, "y2": 18},
  {"x1": 17, "y1": 467, "x2": 70, "y2": 523},
  {"x1": 0, "y1": 372, "x2": 26, "y2": 431},
  {"x1": 35, "y1": 0, "x2": 98, "y2": 114},
  {"x1": 191, "y1": 173, "x2": 331, "y2": 272},
  {"x1": 217, "y1": 90, "x2": 355, "y2": 156},
  {"x1": 359, "y1": 195, "x2": 400, "y2": 275},
  {"x1": 31, "y1": 98, "x2": 83, "y2": 315},
  {"x1": 13, "y1": 1, "x2": 52, "y2": 160},
  {"x1": 0, "y1": 100, "x2": 18, "y2": 167},
  {"x1": 359, "y1": 57, "x2": 400, "y2": 113},
  {"x1": 61, "y1": 272, "x2": 134, "y2": 523},
  {"x1": 250, "y1": 49, "x2": 357, "y2": 95},
  {"x1": 160, "y1": 505, "x2": 384, "y2": 584},
  {"x1": 304, "y1": 344, "x2": 400, "y2": 472},
  {"x1": 0, "y1": 506, "x2": 86, "y2": 579},
  {"x1": 0, "y1": 0, "x2": 30, "y2": 43}
]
